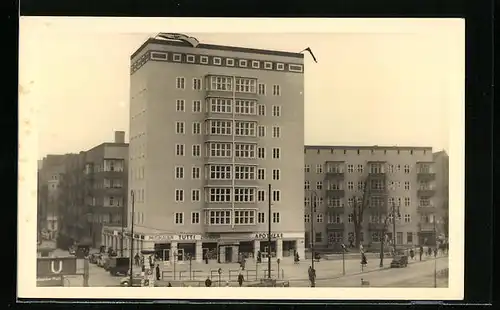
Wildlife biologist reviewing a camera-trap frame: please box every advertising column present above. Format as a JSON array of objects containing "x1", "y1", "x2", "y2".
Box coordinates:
[
  {"x1": 276, "y1": 239, "x2": 283, "y2": 260},
  {"x1": 170, "y1": 242, "x2": 178, "y2": 262},
  {"x1": 253, "y1": 240, "x2": 260, "y2": 260},
  {"x1": 296, "y1": 238, "x2": 305, "y2": 260},
  {"x1": 195, "y1": 240, "x2": 203, "y2": 263}
]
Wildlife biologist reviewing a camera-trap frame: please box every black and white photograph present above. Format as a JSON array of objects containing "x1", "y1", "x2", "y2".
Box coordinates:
[{"x1": 18, "y1": 18, "x2": 464, "y2": 300}]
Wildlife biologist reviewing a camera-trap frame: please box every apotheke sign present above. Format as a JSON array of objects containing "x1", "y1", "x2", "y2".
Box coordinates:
[{"x1": 255, "y1": 233, "x2": 284, "y2": 240}]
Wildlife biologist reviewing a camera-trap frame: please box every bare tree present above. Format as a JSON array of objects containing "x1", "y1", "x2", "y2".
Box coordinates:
[{"x1": 352, "y1": 178, "x2": 370, "y2": 248}]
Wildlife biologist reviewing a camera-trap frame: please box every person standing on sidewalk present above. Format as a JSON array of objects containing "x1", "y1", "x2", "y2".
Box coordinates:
[
  {"x1": 419, "y1": 245, "x2": 424, "y2": 261},
  {"x1": 238, "y1": 273, "x2": 244, "y2": 287},
  {"x1": 155, "y1": 264, "x2": 161, "y2": 281},
  {"x1": 205, "y1": 276, "x2": 212, "y2": 287}
]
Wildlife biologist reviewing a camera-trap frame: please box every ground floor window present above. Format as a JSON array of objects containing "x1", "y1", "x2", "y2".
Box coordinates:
[
  {"x1": 407, "y1": 232, "x2": 413, "y2": 243},
  {"x1": 328, "y1": 231, "x2": 343, "y2": 244}
]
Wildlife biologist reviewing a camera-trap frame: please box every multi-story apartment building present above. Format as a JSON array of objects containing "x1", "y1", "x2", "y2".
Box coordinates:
[
  {"x1": 104, "y1": 34, "x2": 305, "y2": 263},
  {"x1": 37, "y1": 154, "x2": 68, "y2": 240},
  {"x1": 54, "y1": 131, "x2": 129, "y2": 249},
  {"x1": 433, "y1": 150, "x2": 449, "y2": 239},
  {"x1": 304, "y1": 145, "x2": 438, "y2": 251}
]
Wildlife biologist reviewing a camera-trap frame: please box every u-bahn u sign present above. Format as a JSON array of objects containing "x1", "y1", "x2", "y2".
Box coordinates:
[{"x1": 37, "y1": 257, "x2": 78, "y2": 277}]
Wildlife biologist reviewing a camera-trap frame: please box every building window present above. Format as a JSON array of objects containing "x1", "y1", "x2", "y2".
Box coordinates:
[
  {"x1": 329, "y1": 232, "x2": 343, "y2": 244},
  {"x1": 175, "y1": 189, "x2": 184, "y2": 202},
  {"x1": 404, "y1": 197, "x2": 411, "y2": 206},
  {"x1": 257, "y1": 168, "x2": 265, "y2": 180},
  {"x1": 404, "y1": 165, "x2": 411, "y2": 174},
  {"x1": 176, "y1": 99, "x2": 185, "y2": 112},
  {"x1": 234, "y1": 188, "x2": 255, "y2": 203},
  {"x1": 174, "y1": 212, "x2": 184, "y2": 224},
  {"x1": 175, "y1": 166, "x2": 184, "y2": 179},
  {"x1": 235, "y1": 165, "x2": 256, "y2": 180},
  {"x1": 257, "y1": 190, "x2": 266, "y2": 202},
  {"x1": 235, "y1": 77, "x2": 257, "y2": 93},
  {"x1": 235, "y1": 121, "x2": 256, "y2": 137},
  {"x1": 264, "y1": 62, "x2": 273, "y2": 70},
  {"x1": 209, "y1": 165, "x2": 232, "y2": 180},
  {"x1": 404, "y1": 214, "x2": 411, "y2": 223},
  {"x1": 175, "y1": 144, "x2": 185, "y2": 156},
  {"x1": 272, "y1": 85, "x2": 281, "y2": 96},
  {"x1": 304, "y1": 181, "x2": 310, "y2": 190},
  {"x1": 289, "y1": 64, "x2": 303, "y2": 72},
  {"x1": 226, "y1": 58, "x2": 235, "y2": 66},
  {"x1": 272, "y1": 148, "x2": 281, "y2": 159},
  {"x1": 191, "y1": 166, "x2": 200, "y2": 179},
  {"x1": 257, "y1": 104, "x2": 266, "y2": 116},
  {"x1": 316, "y1": 164, "x2": 323, "y2": 173},
  {"x1": 404, "y1": 181, "x2": 410, "y2": 190},
  {"x1": 272, "y1": 105, "x2": 281, "y2": 117},
  {"x1": 192, "y1": 144, "x2": 201, "y2": 157},
  {"x1": 176, "y1": 77, "x2": 185, "y2": 89},
  {"x1": 235, "y1": 143, "x2": 256, "y2": 159},
  {"x1": 213, "y1": 57, "x2": 222, "y2": 65},
  {"x1": 175, "y1": 121, "x2": 185, "y2": 134},
  {"x1": 239, "y1": 59, "x2": 248, "y2": 67},
  {"x1": 192, "y1": 100, "x2": 202, "y2": 113},
  {"x1": 209, "y1": 97, "x2": 232, "y2": 113},
  {"x1": 407, "y1": 232, "x2": 413, "y2": 243},
  {"x1": 272, "y1": 126, "x2": 281, "y2": 138},
  {"x1": 208, "y1": 210, "x2": 231, "y2": 225},
  {"x1": 173, "y1": 54, "x2": 182, "y2": 62},
  {"x1": 235, "y1": 100, "x2": 257, "y2": 115},
  {"x1": 208, "y1": 120, "x2": 232, "y2": 135},
  {"x1": 257, "y1": 147, "x2": 266, "y2": 159},
  {"x1": 304, "y1": 197, "x2": 310, "y2": 207},
  {"x1": 356, "y1": 164, "x2": 364, "y2": 174},
  {"x1": 186, "y1": 55, "x2": 195, "y2": 63},
  {"x1": 304, "y1": 165, "x2": 310, "y2": 173},
  {"x1": 235, "y1": 210, "x2": 255, "y2": 225},
  {"x1": 200, "y1": 56, "x2": 209, "y2": 64},
  {"x1": 304, "y1": 214, "x2": 310, "y2": 223},
  {"x1": 272, "y1": 190, "x2": 281, "y2": 202},
  {"x1": 357, "y1": 181, "x2": 364, "y2": 191},
  {"x1": 316, "y1": 213, "x2": 324, "y2": 223},
  {"x1": 258, "y1": 83, "x2": 266, "y2": 95},
  {"x1": 316, "y1": 181, "x2": 323, "y2": 190},
  {"x1": 191, "y1": 189, "x2": 200, "y2": 202},
  {"x1": 257, "y1": 125, "x2": 266, "y2": 137},
  {"x1": 151, "y1": 52, "x2": 167, "y2": 60},
  {"x1": 192, "y1": 122, "x2": 201, "y2": 135},
  {"x1": 191, "y1": 211, "x2": 200, "y2": 224},
  {"x1": 347, "y1": 213, "x2": 354, "y2": 223},
  {"x1": 314, "y1": 233, "x2": 322, "y2": 243},
  {"x1": 272, "y1": 212, "x2": 280, "y2": 223},
  {"x1": 327, "y1": 213, "x2": 342, "y2": 224},
  {"x1": 347, "y1": 181, "x2": 354, "y2": 191},
  {"x1": 258, "y1": 212, "x2": 265, "y2": 223},
  {"x1": 277, "y1": 63, "x2": 285, "y2": 71},
  {"x1": 252, "y1": 60, "x2": 260, "y2": 68},
  {"x1": 272, "y1": 169, "x2": 280, "y2": 180},
  {"x1": 210, "y1": 77, "x2": 233, "y2": 92},
  {"x1": 208, "y1": 188, "x2": 232, "y2": 202},
  {"x1": 193, "y1": 78, "x2": 202, "y2": 90},
  {"x1": 371, "y1": 232, "x2": 381, "y2": 242},
  {"x1": 347, "y1": 165, "x2": 354, "y2": 173}
]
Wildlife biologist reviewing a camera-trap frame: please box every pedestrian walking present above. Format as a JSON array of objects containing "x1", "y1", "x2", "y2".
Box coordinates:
[
  {"x1": 167, "y1": 282, "x2": 172, "y2": 287},
  {"x1": 419, "y1": 245, "x2": 423, "y2": 261},
  {"x1": 361, "y1": 253, "x2": 367, "y2": 266},
  {"x1": 427, "y1": 247, "x2": 432, "y2": 256},
  {"x1": 308, "y1": 266, "x2": 316, "y2": 287},
  {"x1": 134, "y1": 253, "x2": 140, "y2": 266},
  {"x1": 155, "y1": 264, "x2": 161, "y2": 281},
  {"x1": 237, "y1": 273, "x2": 244, "y2": 287},
  {"x1": 205, "y1": 276, "x2": 212, "y2": 287},
  {"x1": 433, "y1": 247, "x2": 438, "y2": 258},
  {"x1": 410, "y1": 249, "x2": 415, "y2": 260},
  {"x1": 257, "y1": 250, "x2": 262, "y2": 264}
]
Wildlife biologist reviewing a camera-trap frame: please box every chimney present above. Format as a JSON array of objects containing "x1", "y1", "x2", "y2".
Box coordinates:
[{"x1": 114, "y1": 131, "x2": 125, "y2": 143}]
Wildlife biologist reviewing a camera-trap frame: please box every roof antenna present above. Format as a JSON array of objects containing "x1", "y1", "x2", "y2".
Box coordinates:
[{"x1": 299, "y1": 47, "x2": 318, "y2": 63}]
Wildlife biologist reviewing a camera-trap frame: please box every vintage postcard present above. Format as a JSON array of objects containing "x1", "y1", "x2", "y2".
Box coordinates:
[{"x1": 18, "y1": 17, "x2": 464, "y2": 300}]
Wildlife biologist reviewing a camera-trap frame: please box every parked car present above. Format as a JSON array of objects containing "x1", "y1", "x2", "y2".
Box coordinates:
[
  {"x1": 390, "y1": 255, "x2": 408, "y2": 268},
  {"x1": 97, "y1": 254, "x2": 109, "y2": 267},
  {"x1": 89, "y1": 253, "x2": 100, "y2": 264},
  {"x1": 120, "y1": 274, "x2": 143, "y2": 287}
]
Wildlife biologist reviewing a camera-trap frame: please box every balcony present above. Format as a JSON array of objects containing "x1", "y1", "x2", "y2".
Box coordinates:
[
  {"x1": 324, "y1": 171, "x2": 345, "y2": 180},
  {"x1": 368, "y1": 223, "x2": 386, "y2": 231},
  {"x1": 326, "y1": 206, "x2": 345, "y2": 214},
  {"x1": 417, "y1": 187, "x2": 436, "y2": 197},
  {"x1": 204, "y1": 224, "x2": 257, "y2": 234},
  {"x1": 326, "y1": 222, "x2": 345, "y2": 231},
  {"x1": 203, "y1": 131, "x2": 259, "y2": 144},
  {"x1": 418, "y1": 222, "x2": 436, "y2": 232},
  {"x1": 99, "y1": 170, "x2": 125, "y2": 178},
  {"x1": 203, "y1": 202, "x2": 257, "y2": 210},
  {"x1": 369, "y1": 187, "x2": 387, "y2": 194},
  {"x1": 417, "y1": 171, "x2": 436, "y2": 181},
  {"x1": 326, "y1": 189, "x2": 345, "y2": 198},
  {"x1": 417, "y1": 205, "x2": 436, "y2": 213}
]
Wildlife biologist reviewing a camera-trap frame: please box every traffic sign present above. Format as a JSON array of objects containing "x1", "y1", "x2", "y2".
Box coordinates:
[
  {"x1": 147, "y1": 269, "x2": 152, "y2": 275},
  {"x1": 37, "y1": 257, "x2": 78, "y2": 277}
]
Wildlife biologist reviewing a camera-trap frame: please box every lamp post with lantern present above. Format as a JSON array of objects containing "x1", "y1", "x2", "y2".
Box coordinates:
[{"x1": 306, "y1": 189, "x2": 319, "y2": 287}]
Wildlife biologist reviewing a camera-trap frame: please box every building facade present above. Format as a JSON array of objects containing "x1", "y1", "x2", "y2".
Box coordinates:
[
  {"x1": 304, "y1": 145, "x2": 438, "y2": 251},
  {"x1": 112, "y1": 34, "x2": 306, "y2": 263},
  {"x1": 433, "y1": 150, "x2": 449, "y2": 239}
]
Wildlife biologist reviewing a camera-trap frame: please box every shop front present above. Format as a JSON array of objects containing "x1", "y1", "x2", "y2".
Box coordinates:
[{"x1": 147, "y1": 233, "x2": 203, "y2": 263}]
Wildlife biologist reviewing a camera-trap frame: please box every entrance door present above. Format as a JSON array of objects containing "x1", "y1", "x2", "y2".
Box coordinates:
[
  {"x1": 177, "y1": 249, "x2": 184, "y2": 261},
  {"x1": 225, "y1": 246, "x2": 233, "y2": 263}
]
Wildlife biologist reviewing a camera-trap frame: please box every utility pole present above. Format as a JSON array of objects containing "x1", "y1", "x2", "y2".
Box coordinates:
[
  {"x1": 129, "y1": 190, "x2": 135, "y2": 287},
  {"x1": 120, "y1": 202, "x2": 125, "y2": 257},
  {"x1": 392, "y1": 201, "x2": 400, "y2": 254},
  {"x1": 308, "y1": 189, "x2": 318, "y2": 287},
  {"x1": 267, "y1": 183, "x2": 272, "y2": 279}
]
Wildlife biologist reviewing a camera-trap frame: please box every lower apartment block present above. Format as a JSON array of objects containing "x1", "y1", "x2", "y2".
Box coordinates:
[{"x1": 304, "y1": 145, "x2": 446, "y2": 252}]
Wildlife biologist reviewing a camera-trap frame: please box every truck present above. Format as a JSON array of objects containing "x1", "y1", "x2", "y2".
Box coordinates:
[{"x1": 108, "y1": 257, "x2": 131, "y2": 276}]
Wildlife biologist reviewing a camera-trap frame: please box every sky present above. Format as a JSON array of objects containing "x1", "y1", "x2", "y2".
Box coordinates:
[{"x1": 19, "y1": 18, "x2": 464, "y2": 158}]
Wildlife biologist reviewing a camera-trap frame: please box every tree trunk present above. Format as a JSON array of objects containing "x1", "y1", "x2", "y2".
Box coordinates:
[{"x1": 354, "y1": 224, "x2": 362, "y2": 248}]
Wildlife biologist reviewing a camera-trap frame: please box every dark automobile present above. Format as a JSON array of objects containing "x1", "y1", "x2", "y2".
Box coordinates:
[
  {"x1": 390, "y1": 255, "x2": 408, "y2": 268},
  {"x1": 120, "y1": 274, "x2": 143, "y2": 287},
  {"x1": 89, "y1": 253, "x2": 100, "y2": 264},
  {"x1": 108, "y1": 257, "x2": 131, "y2": 276}
]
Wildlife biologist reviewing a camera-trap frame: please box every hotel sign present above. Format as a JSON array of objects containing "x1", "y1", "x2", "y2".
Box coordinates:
[{"x1": 149, "y1": 234, "x2": 202, "y2": 242}]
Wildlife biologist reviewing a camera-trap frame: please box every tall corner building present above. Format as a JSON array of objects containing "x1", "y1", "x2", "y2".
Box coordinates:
[
  {"x1": 304, "y1": 146, "x2": 440, "y2": 252},
  {"x1": 127, "y1": 34, "x2": 306, "y2": 263}
]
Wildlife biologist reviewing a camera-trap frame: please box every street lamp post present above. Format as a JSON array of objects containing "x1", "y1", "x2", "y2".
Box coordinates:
[
  {"x1": 392, "y1": 201, "x2": 401, "y2": 255},
  {"x1": 128, "y1": 190, "x2": 135, "y2": 287},
  {"x1": 434, "y1": 217, "x2": 440, "y2": 288},
  {"x1": 120, "y1": 201, "x2": 125, "y2": 257},
  {"x1": 379, "y1": 201, "x2": 400, "y2": 267},
  {"x1": 306, "y1": 189, "x2": 319, "y2": 287}
]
